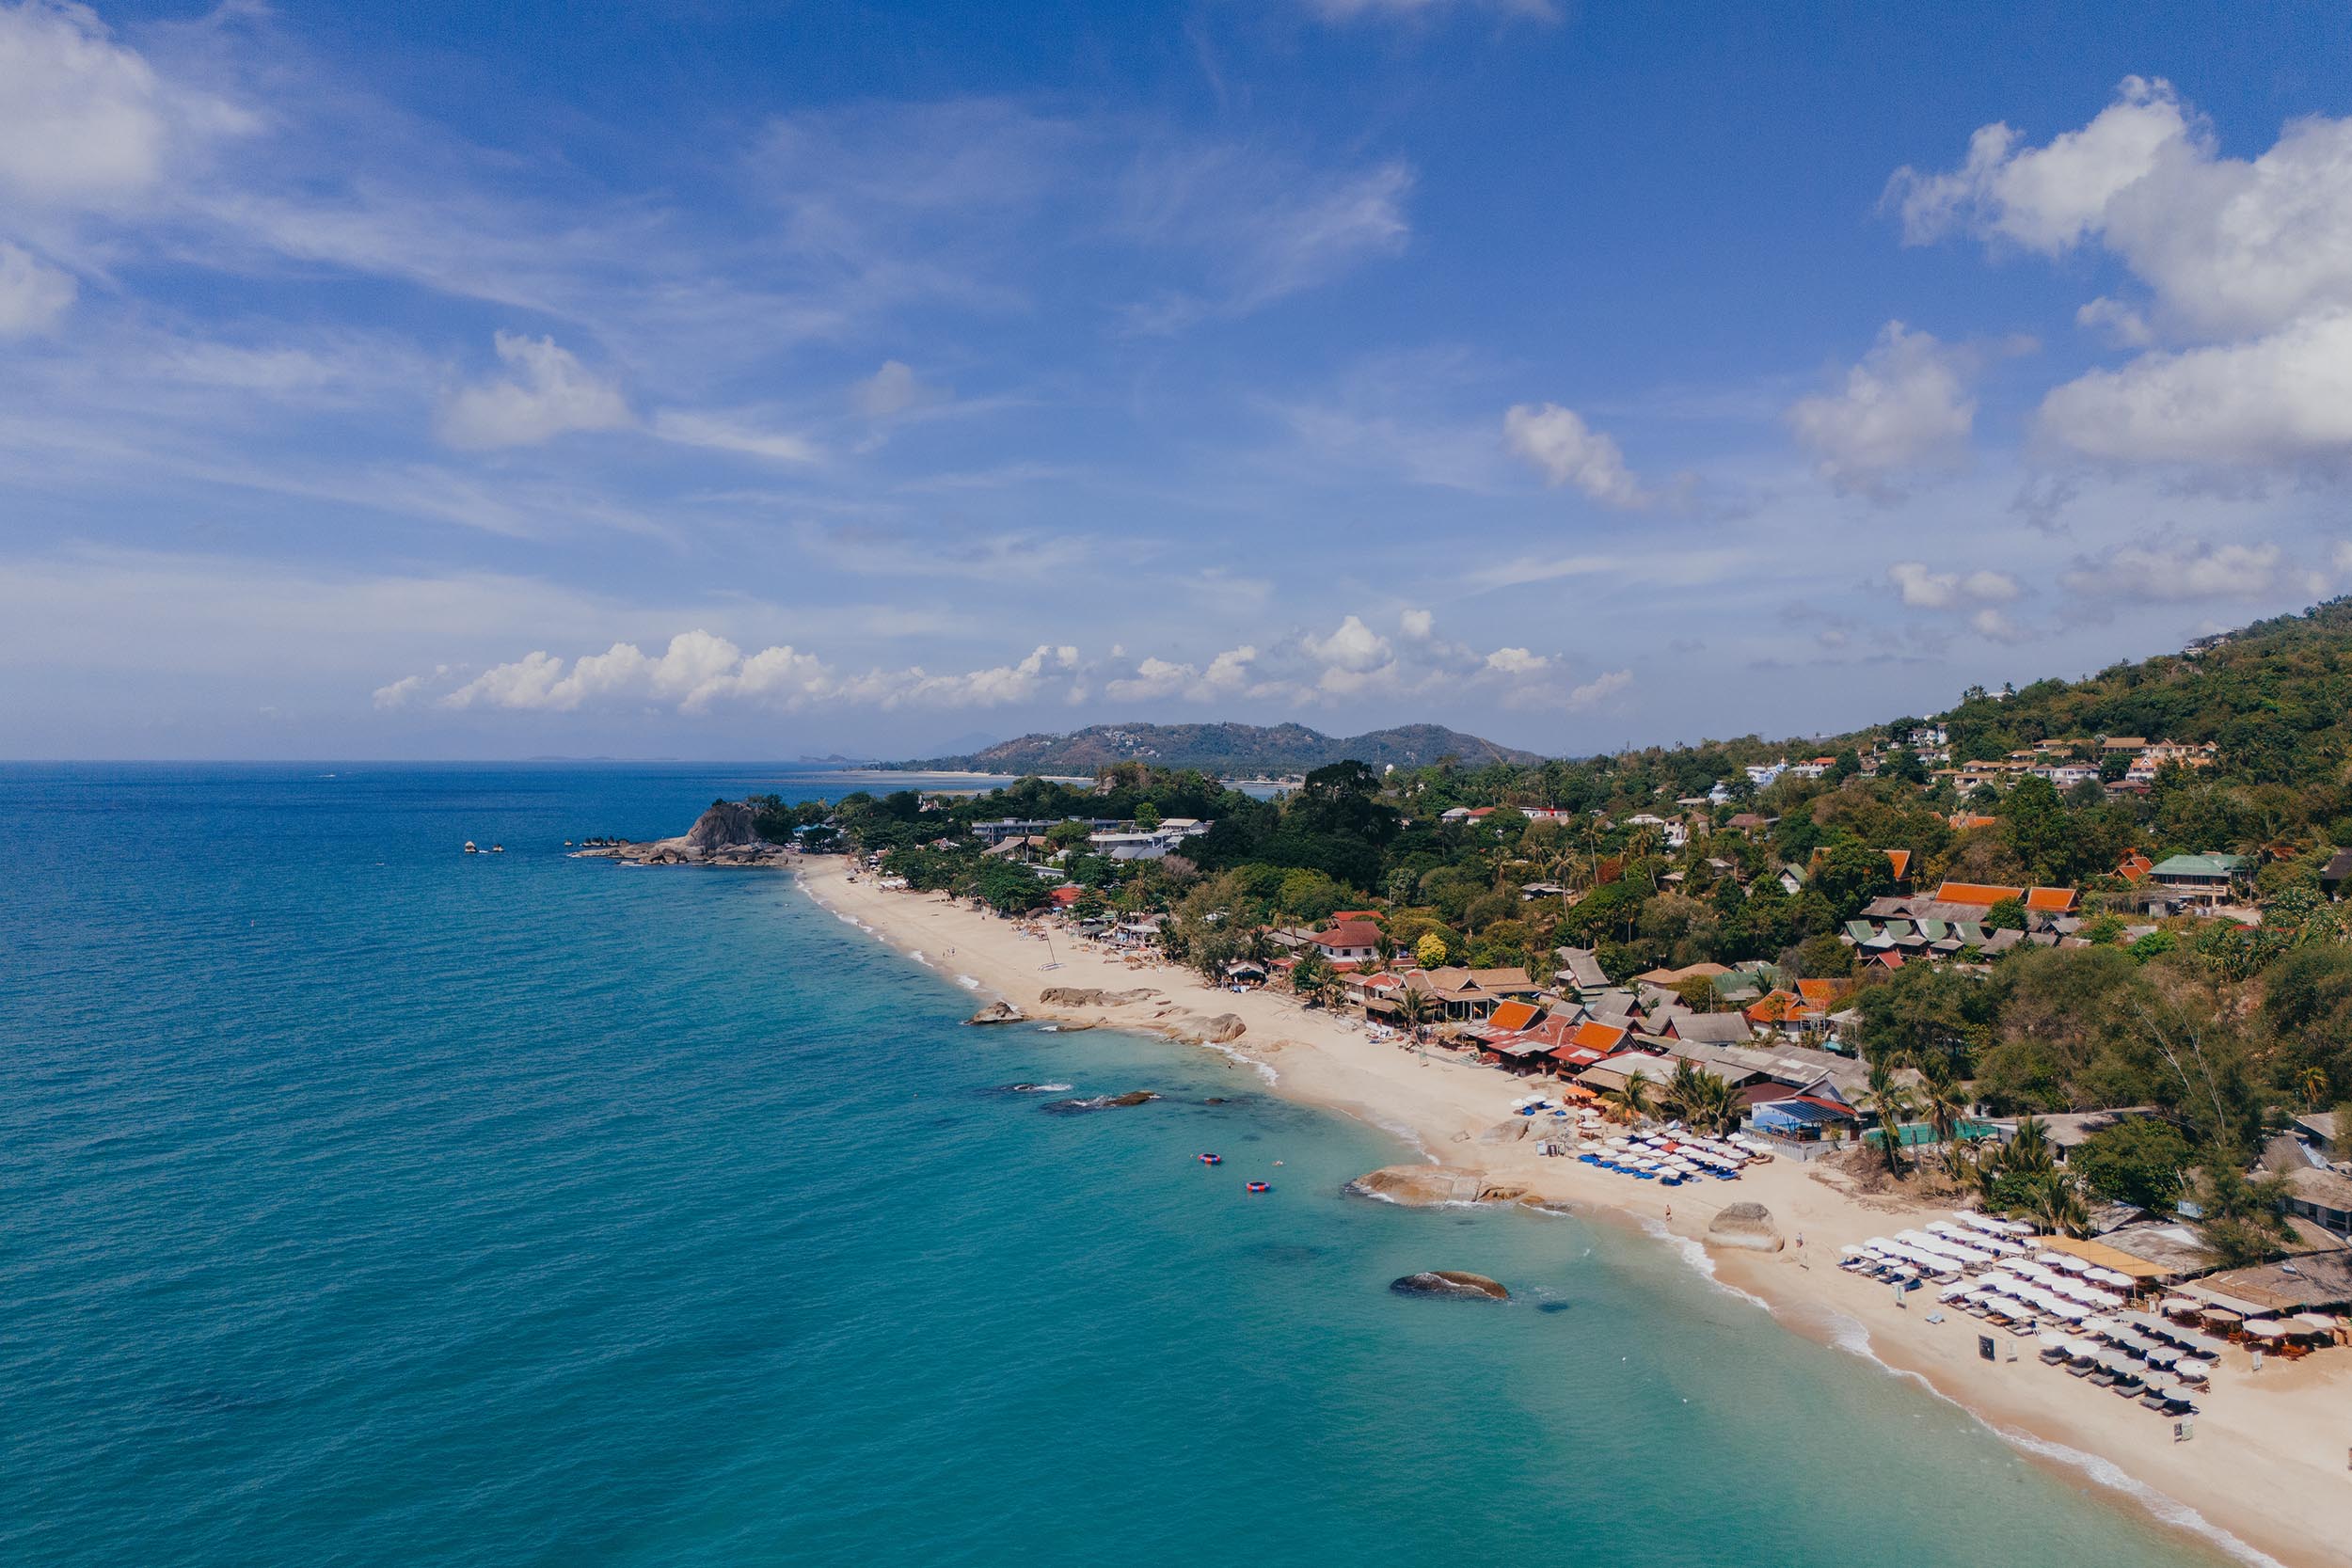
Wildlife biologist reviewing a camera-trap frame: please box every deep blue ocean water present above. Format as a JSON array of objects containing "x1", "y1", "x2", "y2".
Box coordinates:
[{"x1": 0, "y1": 765, "x2": 2238, "y2": 1567}]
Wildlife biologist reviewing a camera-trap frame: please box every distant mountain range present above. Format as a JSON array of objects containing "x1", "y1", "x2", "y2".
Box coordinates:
[{"x1": 890, "y1": 721, "x2": 1548, "y2": 776}]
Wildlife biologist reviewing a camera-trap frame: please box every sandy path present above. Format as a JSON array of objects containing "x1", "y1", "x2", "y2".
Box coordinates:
[{"x1": 804, "y1": 862, "x2": 2350, "y2": 1568}]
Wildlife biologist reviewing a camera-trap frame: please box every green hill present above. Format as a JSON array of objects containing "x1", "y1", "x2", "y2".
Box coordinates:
[
  {"x1": 1936, "y1": 599, "x2": 2352, "y2": 785},
  {"x1": 895, "y1": 721, "x2": 1546, "y2": 776}
]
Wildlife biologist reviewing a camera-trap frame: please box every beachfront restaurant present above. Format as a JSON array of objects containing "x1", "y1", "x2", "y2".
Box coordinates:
[{"x1": 1746, "y1": 1094, "x2": 1863, "y2": 1146}]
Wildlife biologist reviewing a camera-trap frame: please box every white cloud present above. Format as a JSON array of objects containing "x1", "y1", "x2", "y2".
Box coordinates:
[
  {"x1": 647, "y1": 410, "x2": 820, "y2": 465},
  {"x1": 0, "y1": 241, "x2": 74, "y2": 334},
  {"x1": 436, "y1": 332, "x2": 633, "y2": 450},
  {"x1": 1398, "y1": 608, "x2": 1434, "y2": 640},
  {"x1": 1483, "y1": 646, "x2": 1549, "y2": 675},
  {"x1": 0, "y1": 0, "x2": 249, "y2": 210},
  {"x1": 2075, "y1": 296, "x2": 2153, "y2": 348},
  {"x1": 2060, "y1": 537, "x2": 2315, "y2": 602},
  {"x1": 1896, "y1": 78, "x2": 2352, "y2": 468},
  {"x1": 1786, "y1": 323, "x2": 1975, "y2": 495},
  {"x1": 2038, "y1": 309, "x2": 2352, "y2": 464},
  {"x1": 430, "y1": 633, "x2": 1085, "y2": 714},
  {"x1": 1302, "y1": 613, "x2": 1391, "y2": 674},
  {"x1": 1888, "y1": 76, "x2": 2188, "y2": 256},
  {"x1": 1502, "y1": 403, "x2": 1651, "y2": 508},
  {"x1": 1565, "y1": 669, "x2": 1632, "y2": 710},
  {"x1": 1885, "y1": 562, "x2": 2021, "y2": 609},
  {"x1": 852, "y1": 358, "x2": 945, "y2": 418},
  {"x1": 1118, "y1": 154, "x2": 1412, "y2": 330},
  {"x1": 1970, "y1": 608, "x2": 2026, "y2": 642}
]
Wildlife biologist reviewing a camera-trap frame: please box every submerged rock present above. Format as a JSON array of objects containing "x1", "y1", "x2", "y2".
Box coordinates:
[
  {"x1": 966, "y1": 1001, "x2": 1025, "y2": 1025},
  {"x1": 1706, "y1": 1201, "x2": 1785, "y2": 1252},
  {"x1": 1041, "y1": 1090, "x2": 1161, "y2": 1114},
  {"x1": 1391, "y1": 1271, "x2": 1509, "y2": 1301}
]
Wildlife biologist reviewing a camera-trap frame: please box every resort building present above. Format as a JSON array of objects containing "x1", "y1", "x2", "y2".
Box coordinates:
[
  {"x1": 1309, "y1": 919, "x2": 1385, "y2": 966},
  {"x1": 2147, "y1": 853, "x2": 2254, "y2": 904}
]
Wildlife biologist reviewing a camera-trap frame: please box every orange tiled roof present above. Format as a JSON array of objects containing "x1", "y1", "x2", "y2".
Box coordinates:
[
  {"x1": 1933, "y1": 880, "x2": 2025, "y2": 907},
  {"x1": 1569, "y1": 1020, "x2": 1629, "y2": 1053},
  {"x1": 1795, "y1": 977, "x2": 1856, "y2": 1006},
  {"x1": 1884, "y1": 848, "x2": 1913, "y2": 880},
  {"x1": 2117, "y1": 851, "x2": 2153, "y2": 884},
  {"x1": 2025, "y1": 886, "x2": 2078, "y2": 912},
  {"x1": 1486, "y1": 1000, "x2": 1541, "y2": 1033},
  {"x1": 1744, "y1": 990, "x2": 1815, "y2": 1023}
]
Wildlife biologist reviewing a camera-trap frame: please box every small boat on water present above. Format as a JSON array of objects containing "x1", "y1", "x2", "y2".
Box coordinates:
[
  {"x1": 490, "y1": 844, "x2": 505, "y2": 853},
  {"x1": 463, "y1": 841, "x2": 479, "y2": 854}
]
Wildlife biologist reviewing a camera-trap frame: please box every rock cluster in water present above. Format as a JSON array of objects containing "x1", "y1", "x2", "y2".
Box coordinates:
[
  {"x1": 1391, "y1": 1271, "x2": 1509, "y2": 1301},
  {"x1": 966, "y1": 1002, "x2": 1026, "y2": 1025},
  {"x1": 1346, "y1": 1165, "x2": 1534, "y2": 1207},
  {"x1": 574, "y1": 800, "x2": 792, "y2": 866}
]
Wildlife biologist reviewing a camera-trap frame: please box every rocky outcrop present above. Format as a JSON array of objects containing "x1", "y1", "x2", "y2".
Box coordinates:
[
  {"x1": 966, "y1": 1001, "x2": 1025, "y2": 1025},
  {"x1": 1706, "y1": 1201, "x2": 1785, "y2": 1252},
  {"x1": 1196, "y1": 1013, "x2": 1247, "y2": 1043},
  {"x1": 575, "y1": 800, "x2": 790, "y2": 867},
  {"x1": 1346, "y1": 1165, "x2": 1533, "y2": 1207},
  {"x1": 1477, "y1": 1118, "x2": 1531, "y2": 1145},
  {"x1": 1391, "y1": 1271, "x2": 1509, "y2": 1301},
  {"x1": 684, "y1": 800, "x2": 762, "y2": 851},
  {"x1": 1040, "y1": 986, "x2": 1161, "y2": 1007}
]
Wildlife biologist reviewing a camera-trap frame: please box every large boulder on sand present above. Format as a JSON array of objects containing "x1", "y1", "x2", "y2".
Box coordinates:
[
  {"x1": 1477, "y1": 1118, "x2": 1531, "y2": 1145},
  {"x1": 1391, "y1": 1271, "x2": 1509, "y2": 1301},
  {"x1": 1707, "y1": 1201, "x2": 1785, "y2": 1252},
  {"x1": 966, "y1": 1001, "x2": 1025, "y2": 1025},
  {"x1": 1179, "y1": 1013, "x2": 1246, "y2": 1043},
  {"x1": 1346, "y1": 1165, "x2": 1532, "y2": 1207}
]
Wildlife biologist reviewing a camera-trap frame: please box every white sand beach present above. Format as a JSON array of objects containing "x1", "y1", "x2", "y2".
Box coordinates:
[{"x1": 806, "y1": 861, "x2": 2352, "y2": 1568}]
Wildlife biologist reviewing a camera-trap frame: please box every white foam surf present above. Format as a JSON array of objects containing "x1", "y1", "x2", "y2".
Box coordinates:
[
  {"x1": 1193, "y1": 1038, "x2": 1279, "y2": 1085},
  {"x1": 1821, "y1": 1312, "x2": 2282, "y2": 1568},
  {"x1": 1635, "y1": 1216, "x2": 1772, "y2": 1313},
  {"x1": 955, "y1": 974, "x2": 982, "y2": 990}
]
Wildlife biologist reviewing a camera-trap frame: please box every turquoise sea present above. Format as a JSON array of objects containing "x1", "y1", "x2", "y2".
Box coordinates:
[{"x1": 1, "y1": 765, "x2": 2242, "y2": 1567}]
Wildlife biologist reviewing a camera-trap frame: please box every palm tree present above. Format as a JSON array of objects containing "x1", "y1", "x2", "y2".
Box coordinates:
[
  {"x1": 1861, "y1": 1060, "x2": 1915, "y2": 1178},
  {"x1": 2298, "y1": 1066, "x2": 2331, "y2": 1111},
  {"x1": 1394, "y1": 987, "x2": 1438, "y2": 1040},
  {"x1": 1912, "y1": 1055, "x2": 1968, "y2": 1181},
  {"x1": 1606, "y1": 1068, "x2": 1654, "y2": 1124},
  {"x1": 1661, "y1": 1059, "x2": 1738, "y2": 1134},
  {"x1": 2005, "y1": 1114, "x2": 2056, "y2": 1177},
  {"x1": 2023, "y1": 1166, "x2": 2090, "y2": 1237}
]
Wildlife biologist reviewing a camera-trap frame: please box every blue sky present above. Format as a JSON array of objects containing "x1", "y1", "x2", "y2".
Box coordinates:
[{"x1": 6, "y1": 0, "x2": 2352, "y2": 759}]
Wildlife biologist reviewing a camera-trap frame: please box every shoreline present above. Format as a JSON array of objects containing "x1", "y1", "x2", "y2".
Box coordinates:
[{"x1": 799, "y1": 861, "x2": 2347, "y2": 1568}]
